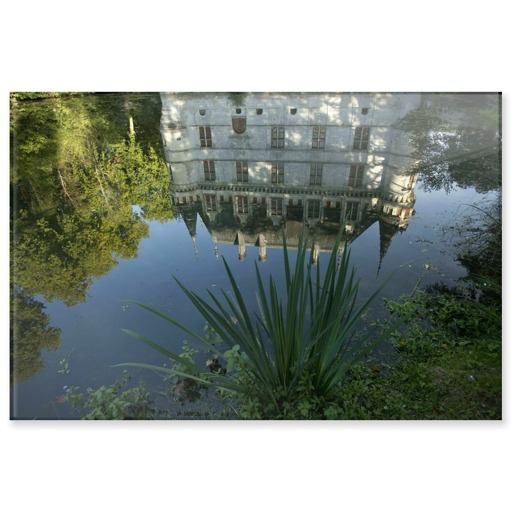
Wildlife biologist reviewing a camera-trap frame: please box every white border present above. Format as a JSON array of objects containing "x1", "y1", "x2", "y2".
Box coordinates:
[{"x1": 1, "y1": 2, "x2": 509, "y2": 511}]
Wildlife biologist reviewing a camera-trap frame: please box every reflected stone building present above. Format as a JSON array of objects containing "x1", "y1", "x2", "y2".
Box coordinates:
[{"x1": 160, "y1": 92, "x2": 420, "y2": 263}]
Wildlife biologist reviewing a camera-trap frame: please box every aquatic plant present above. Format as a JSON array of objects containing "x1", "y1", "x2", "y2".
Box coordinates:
[{"x1": 118, "y1": 229, "x2": 403, "y2": 418}]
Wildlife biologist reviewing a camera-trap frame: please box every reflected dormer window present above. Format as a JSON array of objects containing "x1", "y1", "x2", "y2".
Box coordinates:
[
  {"x1": 271, "y1": 126, "x2": 285, "y2": 148},
  {"x1": 307, "y1": 199, "x2": 321, "y2": 218},
  {"x1": 199, "y1": 126, "x2": 212, "y2": 147},
  {"x1": 353, "y1": 126, "x2": 369, "y2": 150},
  {"x1": 236, "y1": 196, "x2": 249, "y2": 214},
  {"x1": 312, "y1": 126, "x2": 326, "y2": 149},
  {"x1": 345, "y1": 202, "x2": 359, "y2": 221},
  {"x1": 205, "y1": 194, "x2": 217, "y2": 212},
  {"x1": 270, "y1": 198, "x2": 283, "y2": 216}
]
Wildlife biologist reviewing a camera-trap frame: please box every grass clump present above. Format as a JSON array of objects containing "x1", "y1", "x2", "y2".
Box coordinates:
[{"x1": 119, "y1": 230, "x2": 404, "y2": 419}]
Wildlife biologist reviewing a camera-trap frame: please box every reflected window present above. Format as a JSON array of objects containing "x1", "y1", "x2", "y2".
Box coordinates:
[
  {"x1": 345, "y1": 202, "x2": 359, "y2": 221},
  {"x1": 307, "y1": 199, "x2": 321, "y2": 218},
  {"x1": 199, "y1": 126, "x2": 212, "y2": 147},
  {"x1": 205, "y1": 194, "x2": 217, "y2": 212},
  {"x1": 353, "y1": 126, "x2": 369, "y2": 150},
  {"x1": 271, "y1": 162, "x2": 284, "y2": 184},
  {"x1": 271, "y1": 126, "x2": 285, "y2": 148},
  {"x1": 270, "y1": 198, "x2": 283, "y2": 216},
  {"x1": 312, "y1": 126, "x2": 326, "y2": 149},
  {"x1": 348, "y1": 164, "x2": 364, "y2": 187},
  {"x1": 237, "y1": 196, "x2": 249, "y2": 214},
  {"x1": 236, "y1": 161, "x2": 249, "y2": 182},
  {"x1": 310, "y1": 163, "x2": 323, "y2": 186},
  {"x1": 203, "y1": 160, "x2": 216, "y2": 181}
]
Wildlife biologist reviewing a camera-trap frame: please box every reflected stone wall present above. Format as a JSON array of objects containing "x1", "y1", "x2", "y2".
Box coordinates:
[{"x1": 160, "y1": 92, "x2": 420, "y2": 261}]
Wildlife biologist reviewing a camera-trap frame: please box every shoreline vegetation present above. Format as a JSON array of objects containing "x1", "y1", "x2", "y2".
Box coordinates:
[{"x1": 65, "y1": 207, "x2": 501, "y2": 419}]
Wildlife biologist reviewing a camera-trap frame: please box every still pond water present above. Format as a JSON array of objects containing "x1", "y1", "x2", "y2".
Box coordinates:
[{"x1": 10, "y1": 92, "x2": 501, "y2": 419}]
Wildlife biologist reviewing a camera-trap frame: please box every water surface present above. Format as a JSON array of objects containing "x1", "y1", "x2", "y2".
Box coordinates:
[{"x1": 9, "y1": 92, "x2": 501, "y2": 419}]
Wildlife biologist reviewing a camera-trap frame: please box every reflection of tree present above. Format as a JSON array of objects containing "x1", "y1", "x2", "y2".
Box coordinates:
[
  {"x1": 399, "y1": 93, "x2": 501, "y2": 193},
  {"x1": 10, "y1": 93, "x2": 172, "y2": 306},
  {"x1": 457, "y1": 194, "x2": 502, "y2": 286},
  {"x1": 10, "y1": 289, "x2": 61, "y2": 384}
]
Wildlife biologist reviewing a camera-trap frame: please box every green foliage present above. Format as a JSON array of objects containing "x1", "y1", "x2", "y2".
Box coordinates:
[
  {"x1": 332, "y1": 280, "x2": 501, "y2": 420},
  {"x1": 64, "y1": 373, "x2": 155, "y2": 420},
  {"x1": 228, "y1": 93, "x2": 246, "y2": 106},
  {"x1": 11, "y1": 93, "x2": 173, "y2": 306},
  {"x1": 455, "y1": 199, "x2": 502, "y2": 285},
  {"x1": 10, "y1": 288, "x2": 61, "y2": 384},
  {"x1": 10, "y1": 92, "x2": 85, "y2": 100},
  {"x1": 119, "y1": 229, "x2": 405, "y2": 419},
  {"x1": 162, "y1": 341, "x2": 206, "y2": 404}
]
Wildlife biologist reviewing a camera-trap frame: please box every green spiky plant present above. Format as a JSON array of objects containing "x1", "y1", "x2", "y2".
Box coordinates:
[{"x1": 118, "y1": 229, "x2": 404, "y2": 418}]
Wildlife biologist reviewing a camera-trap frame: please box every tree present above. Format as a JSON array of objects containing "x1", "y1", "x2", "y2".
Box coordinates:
[
  {"x1": 11, "y1": 93, "x2": 172, "y2": 306},
  {"x1": 398, "y1": 93, "x2": 501, "y2": 193},
  {"x1": 10, "y1": 288, "x2": 61, "y2": 384}
]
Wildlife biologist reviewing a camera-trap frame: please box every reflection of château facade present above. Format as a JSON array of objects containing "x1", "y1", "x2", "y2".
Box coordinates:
[{"x1": 160, "y1": 92, "x2": 419, "y2": 262}]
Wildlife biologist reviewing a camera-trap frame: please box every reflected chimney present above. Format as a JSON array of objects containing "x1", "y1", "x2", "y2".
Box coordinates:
[
  {"x1": 312, "y1": 243, "x2": 320, "y2": 265},
  {"x1": 236, "y1": 231, "x2": 246, "y2": 260},
  {"x1": 257, "y1": 234, "x2": 267, "y2": 262}
]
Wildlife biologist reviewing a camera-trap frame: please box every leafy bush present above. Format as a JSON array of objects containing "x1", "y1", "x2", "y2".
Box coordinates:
[{"x1": 64, "y1": 373, "x2": 155, "y2": 420}]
